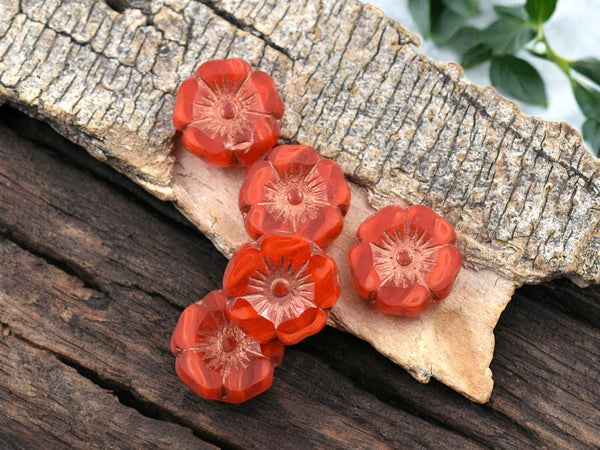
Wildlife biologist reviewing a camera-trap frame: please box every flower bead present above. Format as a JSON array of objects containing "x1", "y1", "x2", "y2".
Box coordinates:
[
  {"x1": 348, "y1": 205, "x2": 461, "y2": 317},
  {"x1": 171, "y1": 290, "x2": 284, "y2": 403},
  {"x1": 239, "y1": 145, "x2": 351, "y2": 248},
  {"x1": 173, "y1": 58, "x2": 285, "y2": 167},
  {"x1": 223, "y1": 233, "x2": 341, "y2": 345}
]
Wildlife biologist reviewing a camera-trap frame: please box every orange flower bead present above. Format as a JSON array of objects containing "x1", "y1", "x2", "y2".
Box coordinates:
[
  {"x1": 239, "y1": 145, "x2": 351, "y2": 247},
  {"x1": 349, "y1": 205, "x2": 461, "y2": 317},
  {"x1": 173, "y1": 58, "x2": 284, "y2": 167},
  {"x1": 223, "y1": 233, "x2": 340, "y2": 345},
  {"x1": 171, "y1": 290, "x2": 284, "y2": 403}
]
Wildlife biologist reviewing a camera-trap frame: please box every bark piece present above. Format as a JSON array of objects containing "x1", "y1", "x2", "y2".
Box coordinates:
[{"x1": 1, "y1": 0, "x2": 599, "y2": 402}]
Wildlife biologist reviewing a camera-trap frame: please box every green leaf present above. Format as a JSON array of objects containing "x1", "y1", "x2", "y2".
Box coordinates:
[
  {"x1": 482, "y1": 19, "x2": 536, "y2": 54},
  {"x1": 572, "y1": 58, "x2": 600, "y2": 86},
  {"x1": 441, "y1": 0, "x2": 479, "y2": 17},
  {"x1": 525, "y1": 0, "x2": 557, "y2": 24},
  {"x1": 431, "y1": 6, "x2": 466, "y2": 44},
  {"x1": 409, "y1": 0, "x2": 431, "y2": 36},
  {"x1": 572, "y1": 80, "x2": 600, "y2": 120},
  {"x1": 447, "y1": 26, "x2": 483, "y2": 53},
  {"x1": 493, "y1": 4, "x2": 528, "y2": 22},
  {"x1": 461, "y1": 44, "x2": 493, "y2": 68},
  {"x1": 490, "y1": 55, "x2": 548, "y2": 106},
  {"x1": 582, "y1": 118, "x2": 600, "y2": 155}
]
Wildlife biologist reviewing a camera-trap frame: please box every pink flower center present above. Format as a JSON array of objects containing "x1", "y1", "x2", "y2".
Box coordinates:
[
  {"x1": 271, "y1": 279, "x2": 290, "y2": 297},
  {"x1": 220, "y1": 102, "x2": 237, "y2": 119},
  {"x1": 396, "y1": 250, "x2": 413, "y2": 266},
  {"x1": 245, "y1": 258, "x2": 316, "y2": 327},
  {"x1": 370, "y1": 226, "x2": 439, "y2": 288},
  {"x1": 287, "y1": 188, "x2": 304, "y2": 205},
  {"x1": 219, "y1": 336, "x2": 237, "y2": 352}
]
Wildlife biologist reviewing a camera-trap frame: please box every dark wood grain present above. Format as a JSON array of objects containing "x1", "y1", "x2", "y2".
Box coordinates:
[
  {"x1": 0, "y1": 334, "x2": 213, "y2": 450},
  {"x1": 0, "y1": 108, "x2": 599, "y2": 448}
]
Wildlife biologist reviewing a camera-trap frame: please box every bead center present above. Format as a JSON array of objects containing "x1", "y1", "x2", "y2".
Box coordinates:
[
  {"x1": 220, "y1": 102, "x2": 236, "y2": 119},
  {"x1": 271, "y1": 279, "x2": 290, "y2": 297},
  {"x1": 395, "y1": 250, "x2": 413, "y2": 266},
  {"x1": 219, "y1": 336, "x2": 237, "y2": 353},
  {"x1": 287, "y1": 188, "x2": 304, "y2": 205}
]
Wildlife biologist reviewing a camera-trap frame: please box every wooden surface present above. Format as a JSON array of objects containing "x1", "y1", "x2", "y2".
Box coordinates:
[{"x1": 1, "y1": 108, "x2": 599, "y2": 448}]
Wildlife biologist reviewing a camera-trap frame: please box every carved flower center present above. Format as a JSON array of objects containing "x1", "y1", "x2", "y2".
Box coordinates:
[
  {"x1": 271, "y1": 279, "x2": 290, "y2": 297},
  {"x1": 219, "y1": 336, "x2": 237, "y2": 352},
  {"x1": 370, "y1": 226, "x2": 440, "y2": 288},
  {"x1": 287, "y1": 188, "x2": 304, "y2": 205},
  {"x1": 220, "y1": 102, "x2": 237, "y2": 119},
  {"x1": 396, "y1": 250, "x2": 413, "y2": 266},
  {"x1": 245, "y1": 258, "x2": 316, "y2": 327}
]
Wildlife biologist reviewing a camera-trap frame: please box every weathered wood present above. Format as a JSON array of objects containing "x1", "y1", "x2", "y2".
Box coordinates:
[
  {"x1": 0, "y1": 334, "x2": 213, "y2": 450},
  {"x1": 1, "y1": 115, "x2": 599, "y2": 447},
  {"x1": 1, "y1": 0, "x2": 599, "y2": 402}
]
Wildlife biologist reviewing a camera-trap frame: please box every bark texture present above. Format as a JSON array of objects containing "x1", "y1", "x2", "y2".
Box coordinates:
[{"x1": 1, "y1": 0, "x2": 599, "y2": 402}]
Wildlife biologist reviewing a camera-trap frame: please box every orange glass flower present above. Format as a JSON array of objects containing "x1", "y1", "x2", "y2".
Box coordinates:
[
  {"x1": 349, "y1": 205, "x2": 461, "y2": 317},
  {"x1": 171, "y1": 290, "x2": 284, "y2": 403},
  {"x1": 239, "y1": 145, "x2": 351, "y2": 248},
  {"x1": 223, "y1": 233, "x2": 340, "y2": 345},
  {"x1": 173, "y1": 58, "x2": 284, "y2": 167}
]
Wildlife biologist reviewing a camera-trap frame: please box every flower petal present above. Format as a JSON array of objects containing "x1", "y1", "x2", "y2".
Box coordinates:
[
  {"x1": 268, "y1": 145, "x2": 320, "y2": 177},
  {"x1": 426, "y1": 245, "x2": 461, "y2": 300},
  {"x1": 173, "y1": 78, "x2": 200, "y2": 130},
  {"x1": 275, "y1": 307, "x2": 327, "y2": 345},
  {"x1": 175, "y1": 350, "x2": 223, "y2": 400},
  {"x1": 235, "y1": 117, "x2": 280, "y2": 166},
  {"x1": 223, "y1": 358, "x2": 274, "y2": 404},
  {"x1": 195, "y1": 58, "x2": 252, "y2": 91},
  {"x1": 170, "y1": 302, "x2": 209, "y2": 355},
  {"x1": 182, "y1": 126, "x2": 231, "y2": 167},
  {"x1": 308, "y1": 252, "x2": 340, "y2": 309},
  {"x1": 227, "y1": 297, "x2": 277, "y2": 343},
  {"x1": 315, "y1": 158, "x2": 351, "y2": 213},
  {"x1": 348, "y1": 241, "x2": 381, "y2": 300},
  {"x1": 406, "y1": 205, "x2": 457, "y2": 246},
  {"x1": 244, "y1": 70, "x2": 285, "y2": 118},
  {"x1": 243, "y1": 205, "x2": 269, "y2": 240},
  {"x1": 239, "y1": 161, "x2": 276, "y2": 207},
  {"x1": 222, "y1": 243, "x2": 263, "y2": 297},
  {"x1": 296, "y1": 204, "x2": 343, "y2": 248},
  {"x1": 259, "y1": 233, "x2": 312, "y2": 271},
  {"x1": 357, "y1": 205, "x2": 407, "y2": 242},
  {"x1": 376, "y1": 283, "x2": 432, "y2": 317},
  {"x1": 260, "y1": 342, "x2": 285, "y2": 367}
]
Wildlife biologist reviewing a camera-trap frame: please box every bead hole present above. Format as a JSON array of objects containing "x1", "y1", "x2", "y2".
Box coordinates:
[
  {"x1": 287, "y1": 188, "x2": 304, "y2": 205},
  {"x1": 220, "y1": 102, "x2": 236, "y2": 119},
  {"x1": 271, "y1": 279, "x2": 290, "y2": 297},
  {"x1": 219, "y1": 336, "x2": 237, "y2": 352},
  {"x1": 396, "y1": 250, "x2": 413, "y2": 266}
]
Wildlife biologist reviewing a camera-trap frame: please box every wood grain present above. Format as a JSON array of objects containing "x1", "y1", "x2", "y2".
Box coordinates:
[{"x1": 0, "y1": 334, "x2": 213, "y2": 450}]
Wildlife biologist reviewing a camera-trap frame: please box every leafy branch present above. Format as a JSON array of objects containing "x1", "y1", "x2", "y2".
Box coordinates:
[{"x1": 408, "y1": 0, "x2": 600, "y2": 154}]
